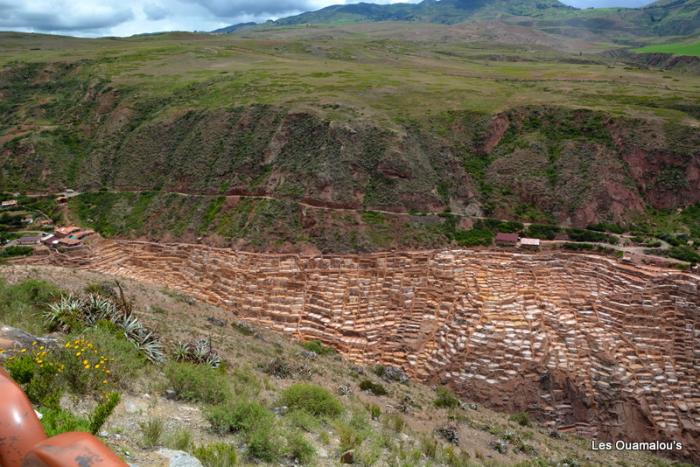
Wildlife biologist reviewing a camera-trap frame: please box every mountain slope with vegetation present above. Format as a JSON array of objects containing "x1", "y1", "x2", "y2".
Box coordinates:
[
  {"x1": 220, "y1": 0, "x2": 700, "y2": 40},
  {"x1": 0, "y1": 31, "x2": 699, "y2": 252},
  {"x1": 273, "y1": 0, "x2": 574, "y2": 27}
]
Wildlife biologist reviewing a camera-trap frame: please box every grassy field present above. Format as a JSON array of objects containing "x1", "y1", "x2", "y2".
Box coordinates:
[
  {"x1": 0, "y1": 28, "x2": 698, "y2": 126},
  {"x1": 635, "y1": 41, "x2": 700, "y2": 57}
]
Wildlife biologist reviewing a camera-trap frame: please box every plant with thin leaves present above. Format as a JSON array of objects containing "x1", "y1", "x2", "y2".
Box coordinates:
[
  {"x1": 172, "y1": 337, "x2": 221, "y2": 368},
  {"x1": 42, "y1": 290, "x2": 165, "y2": 363}
]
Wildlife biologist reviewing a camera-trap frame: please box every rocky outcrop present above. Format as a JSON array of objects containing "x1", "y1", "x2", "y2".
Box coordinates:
[
  {"x1": 21, "y1": 240, "x2": 700, "y2": 461},
  {"x1": 0, "y1": 325, "x2": 58, "y2": 360}
]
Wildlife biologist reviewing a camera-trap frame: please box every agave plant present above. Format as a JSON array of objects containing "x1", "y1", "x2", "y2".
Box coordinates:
[
  {"x1": 205, "y1": 352, "x2": 222, "y2": 368},
  {"x1": 120, "y1": 314, "x2": 145, "y2": 337},
  {"x1": 43, "y1": 290, "x2": 167, "y2": 364},
  {"x1": 173, "y1": 341, "x2": 190, "y2": 362},
  {"x1": 193, "y1": 338, "x2": 211, "y2": 361},
  {"x1": 84, "y1": 294, "x2": 118, "y2": 325},
  {"x1": 136, "y1": 338, "x2": 166, "y2": 364},
  {"x1": 44, "y1": 295, "x2": 83, "y2": 330},
  {"x1": 173, "y1": 337, "x2": 221, "y2": 368}
]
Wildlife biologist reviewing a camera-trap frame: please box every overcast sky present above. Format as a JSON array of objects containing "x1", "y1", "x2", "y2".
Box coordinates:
[{"x1": 0, "y1": 0, "x2": 656, "y2": 37}]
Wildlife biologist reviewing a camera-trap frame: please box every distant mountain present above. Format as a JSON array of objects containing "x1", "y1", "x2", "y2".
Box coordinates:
[
  {"x1": 274, "y1": 0, "x2": 574, "y2": 26},
  {"x1": 212, "y1": 22, "x2": 257, "y2": 34},
  {"x1": 214, "y1": 0, "x2": 700, "y2": 37},
  {"x1": 631, "y1": 0, "x2": 700, "y2": 35}
]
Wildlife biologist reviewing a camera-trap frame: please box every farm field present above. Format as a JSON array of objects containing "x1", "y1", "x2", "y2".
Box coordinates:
[{"x1": 635, "y1": 40, "x2": 700, "y2": 56}]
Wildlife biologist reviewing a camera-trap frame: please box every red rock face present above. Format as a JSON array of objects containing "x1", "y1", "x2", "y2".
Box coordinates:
[
  {"x1": 482, "y1": 114, "x2": 510, "y2": 154},
  {"x1": 24, "y1": 240, "x2": 700, "y2": 462},
  {"x1": 621, "y1": 149, "x2": 700, "y2": 210}
]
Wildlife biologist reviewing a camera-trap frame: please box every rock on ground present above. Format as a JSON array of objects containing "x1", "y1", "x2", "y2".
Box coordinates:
[{"x1": 156, "y1": 449, "x2": 203, "y2": 467}]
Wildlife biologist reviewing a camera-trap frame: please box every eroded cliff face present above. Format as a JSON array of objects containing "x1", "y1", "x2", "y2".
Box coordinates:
[
  {"x1": 1, "y1": 61, "x2": 699, "y2": 233},
  {"x1": 23, "y1": 240, "x2": 700, "y2": 460}
]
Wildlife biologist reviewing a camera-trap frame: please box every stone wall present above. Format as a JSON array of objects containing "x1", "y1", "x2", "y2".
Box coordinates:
[{"x1": 24, "y1": 240, "x2": 700, "y2": 460}]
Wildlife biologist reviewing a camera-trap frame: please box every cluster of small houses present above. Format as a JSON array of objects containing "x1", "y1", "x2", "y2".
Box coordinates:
[
  {"x1": 16, "y1": 226, "x2": 94, "y2": 251},
  {"x1": 494, "y1": 232, "x2": 541, "y2": 249}
]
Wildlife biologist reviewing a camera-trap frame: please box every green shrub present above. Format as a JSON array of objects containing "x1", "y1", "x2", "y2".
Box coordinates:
[
  {"x1": 510, "y1": 411, "x2": 531, "y2": 427},
  {"x1": 230, "y1": 365, "x2": 262, "y2": 398},
  {"x1": 139, "y1": 417, "x2": 164, "y2": 448},
  {"x1": 587, "y1": 223, "x2": 625, "y2": 234},
  {"x1": 382, "y1": 412, "x2": 406, "y2": 433},
  {"x1": 434, "y1": 386, "x2": 460, "y2": 409},
  {"x1": 193, "y1": 443, "x2": 237, "y2": 467},
  {"x1": 278, "y1": 383, "x2": 344, "y2": 418},
  {"x1": 0, "y1": 278, "x2": 60, "y2": 334},
  {"x1": 5, "y1": 353, "x2": 40, "y2": 385},
  {"x1": 476, "y1": 218, "x2": 524, "y2": 233},
  {"x1": 53, "y1": 343, "x2": 111, "y2": 396},
  {"x1": 372, "y1": 365, "x2": 385, "y2": 377},
  {"x1": 334, "y1": 419, "x2": 366, "y2": 452},
  {"x1": 566, "y1": 228, "x2": 617, "y2": 244},
  {"x1": 333, "y1": 407, "x2": 373, "y2": 452},
  {"x1": 206, "y1": 399, "x2": 273, "y2": 435},
  {"x1": 359, "y1": 379, "x2": 387, "y2": 396},
  {"x1": 286, "y1": 409, "x2": 320, "y2": 432},
  {"x1": 0, "y1": 245, "x2": 34, "y2": 259},
  {"x1": 286, "y1": 430, "x2": 316, "y2": 464},
  {"x1": 453, "y1": 228, "x2": 493, "y2": 247},
  {"x1": 4, "y1": 335, "x2": 125, "y2": 402},
  {"x1": 420, "y1": 435, "x2": 438, "y2": 459},
  {"x1": 367, "y1": 403, "x2": 381, "y2": 420},
  {"x1": 300, "y1": 339, "x2": 335, "y2": 355},
  {"x1": 164, "y1": 362, "x2": 230, "y2": 404},
  {"x1": 80, "y1": 326, "x2": 148, "y2": 388},
  {"x1": 562, "y1": 242, "x2": 595, "y2": 251},
  {"x1": 89, "y1": 392, "x2": 121, "y2": 435},
  {"x1": 361, "y1": 210, "x2": 385, "y2": 225},
  {"x1": 41, "y1": 406, "x2": 90, "y2": 437},
  {"x1": 246, "y1": 424, "x2": 282, "y2": 462},
  {"x1": 4, "y1": 350, "x2": 62, "y2": 407},
  {"x1": 165, "y1": 429, "x2": 193, "y2": 451},
  {"x1": 668, "y1": 245, "x2": 700, "y2": 263},
  {"x1": 441, "y1": 446, "x2": 472, "y2": 467},
  {"x1": 524, "y1": 224, "x2": 560, "y2": 240}
]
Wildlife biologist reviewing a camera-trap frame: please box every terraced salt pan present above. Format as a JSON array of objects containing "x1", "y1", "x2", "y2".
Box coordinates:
[{"x1": 23, "y1": 240, "x2": 700, "y2": 459}]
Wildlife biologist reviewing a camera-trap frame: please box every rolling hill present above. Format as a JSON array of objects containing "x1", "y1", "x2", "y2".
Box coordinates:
[
  {"x1": 273, "y1": 0, "x2": 574, "y2": 26},
  {"x1": 217, "y1": 0, "x2": 700, "y2": 40}
]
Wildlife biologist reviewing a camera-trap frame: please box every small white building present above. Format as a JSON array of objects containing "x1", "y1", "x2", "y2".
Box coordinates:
[
  {"x1": 520, "y1": 238, "x2": 541, "y2": 249},
  {"x1": 1, "y1": 200, "x2": 18, "y2": 209}
]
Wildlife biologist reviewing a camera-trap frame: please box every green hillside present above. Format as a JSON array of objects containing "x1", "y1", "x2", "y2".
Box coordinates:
[
  {"x1": 0, "y1": 30, "x2": 699, "y2": 252},
  {"x1": 635, "y1": 40, "x2": 700, "y2": 56},
  {"x1": 218, "y1": 0, "x2": 700, "y2": 39},
  {"x1": 275, "y1": 0, "x2": 574, "y2": 26}
]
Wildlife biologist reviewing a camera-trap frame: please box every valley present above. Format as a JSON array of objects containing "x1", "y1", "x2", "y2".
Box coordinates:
[{"x1": 2, "y1": 1, "x2": 700, "y2": 464}]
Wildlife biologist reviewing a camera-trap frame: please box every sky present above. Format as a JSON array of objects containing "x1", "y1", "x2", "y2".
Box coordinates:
[{"x1": 0, "y1": 0, "x2": 657, "y2": 37}]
